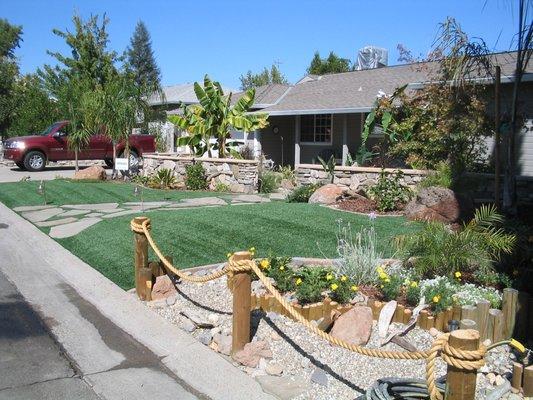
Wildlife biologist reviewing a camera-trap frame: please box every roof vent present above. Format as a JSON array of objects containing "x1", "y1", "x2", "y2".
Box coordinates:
[{"x1": 355, "y1": 46, "x2": 388, "y2": 70}]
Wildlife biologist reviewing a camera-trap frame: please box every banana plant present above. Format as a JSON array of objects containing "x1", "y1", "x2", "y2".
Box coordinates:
[{"x1": 169, "y1": 75, "x2": 268, "y2": 158}]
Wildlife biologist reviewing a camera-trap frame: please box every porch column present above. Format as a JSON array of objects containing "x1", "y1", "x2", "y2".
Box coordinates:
[
  {"x1": 253, "y1": 130, "x2": 262, "y2": 157},
  {"x1": 294, "y1": 115, "x2": 301, "y2": 165},
  {"x1": 342, "y1": 114, "x2": 348, "y2": 165}
]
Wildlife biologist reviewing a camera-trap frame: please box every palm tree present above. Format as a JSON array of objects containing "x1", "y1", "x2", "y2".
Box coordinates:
[
  {"x1": 169, "y1": 75, "x2": 268, "y2": 158},
  {"x1": 84, "y1": 75, "x2": 147, "y2": 177}
]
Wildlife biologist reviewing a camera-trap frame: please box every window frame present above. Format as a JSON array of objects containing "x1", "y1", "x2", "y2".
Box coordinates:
[{"x1": 299, "y1": 114, "x2": 333, "y2": 145}]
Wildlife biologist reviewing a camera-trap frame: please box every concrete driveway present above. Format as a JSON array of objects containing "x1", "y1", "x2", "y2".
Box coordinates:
[{"x1": 0, "y1": 164, "x2": 111, "y2": 183}]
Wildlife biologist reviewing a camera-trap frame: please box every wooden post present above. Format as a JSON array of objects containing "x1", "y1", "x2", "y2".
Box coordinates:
[
  {"x1": 461, "y1": 305, "x2": 477, "y2": 326},
  {"x1": 452, "y1": 304, "x2": 462, "y2": 322},
  {"x1": 523, "y1": 366, "x2": 533, "y2": 397},
  {"x1": 460, "y1": 319, "x2": 477, "y2": 330},
  {"x1": 476, "y1": 300, "x2": 490, "y2": 341},
  {"x1": 419, "y1": 310, "x2": 429, "y2": 329},
  {"x1": 133, "y1": 217, "x2": 150, "y2": 300},
  {"x1": 231, "y1": 251, "x2": 252, "y2": 356},
  {"x1": 445, "y1": 329, "x2": 480, "y2": 400},
  {"x1": 489, "y1": 309, "x2": 504, "y2": 342},
  {"x1": 511, "y1": 362, "x2": 523, "y2": 392},
  {"x1": 502, "y1": 288, "x2": 518, "y2": 339}
]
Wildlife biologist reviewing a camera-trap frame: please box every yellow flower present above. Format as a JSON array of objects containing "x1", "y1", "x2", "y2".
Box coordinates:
[
  {"x1": 379, "y1": 272, "x2": 389, "y2": 280},
  {"x1": 259, "y1": 259, "x2": 270, "y2": 269},
  {"x1": 331, "y1": 283, "x2": 339, "y2": 291},
  {"x1": 432, "y1": 295, "x2": 441, "y2": 303},
  {"x1": 296, "y1": 278, "x2": 302, "y2": 285},
  {"x1": 341, "y1": 276, "x2": 348, "y2": 282},
  {"x1": 226, "y1": 252, "x2": 233, "y2": 259},
  {"x1": 326, "y1": 273, "x2": 334, "y2": 281},
  {"x1": 351, "y1": 285, "x2": 359, "y2": 292},
  {"x1": 279, "y1": 265, "x2": 285, "y2": 271},
  {"x1": 249, "y1": 247, "x2": 256, "y2": 255},
  {"x1": 454, "y1": 271, "x2": 462, "y2": 279},
  {"x1": 384, "y1": 278, "x2": 391, "y2": 283},
  {"x1": 376, "y1": 266, "x2": 384, "y2": 274},
  {"x1": 410, "y1": 281, "x2": 418, "y2": 288}
]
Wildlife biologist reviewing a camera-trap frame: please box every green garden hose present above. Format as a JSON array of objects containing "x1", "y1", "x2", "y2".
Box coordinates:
[{"x1": 356, "y1": 339, "x2": 530, "y2": 400}]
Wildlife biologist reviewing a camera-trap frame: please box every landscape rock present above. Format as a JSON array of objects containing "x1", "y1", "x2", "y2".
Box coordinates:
[
  {"x1": 404, "y1": 186, "x2": 473, "y2": 224},
  {"x1": 207, "y1": 313, "x2": 220, "y2": 326},
  {"x1": 330, "y1": 306, "x2": 373, "y2": 346},
  {"x1": 74, "y1": 165, "x2": 106, "y2": 180},
  {"x1": 151, "y1": 275, "x2": 177, "y2": 300},
  {"x1": 255, "y1": 376, "x2": 307, "y2": 400},
  {"x1": 198, "y1": 330, "x2": 213, "y2": 346},
  {"x1": 308, "y1": 184, "x2": 345, "y2": 205},
  {"x1": 180, "y1": 318, "x2": 196, "y2": 333},
  {"x1": 310, "y1": 368, "x2": 328, "y2": 387},
  {"x1": 213, "y1": 333, "x2": 232, "y2": 356},
  {"x1": 265, "y1": 362, "x2": 283, "y2": 376},
  {"x1": 233, "y1": 340, "x2": 273, "y2": 367},
  {"x1": 429, "y1": 327, "x2": 440, "y2": 337},
  {"x1": 180, "y1": 310, "x2": 214, "y2": 328},
  {"x1": 165, "y1": 295, "x2": 177, "y2": 306}
]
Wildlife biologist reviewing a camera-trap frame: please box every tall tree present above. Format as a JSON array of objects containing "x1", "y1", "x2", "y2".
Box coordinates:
[
  {"x1": 239, "y1": 64, "x2": 288, "y2": 90},
  {"x1": 306, "y1": 51, "x2": 352, "y2": 75},
  {"x1": 0, "y1": 19, "x2": 23, "y2": 140},
  {"x1": 7, "y1": 74, "x2": 60, "y2": 136},
  {"x1": 126, "y1": 20, "x2": 161, "y2": 93}
]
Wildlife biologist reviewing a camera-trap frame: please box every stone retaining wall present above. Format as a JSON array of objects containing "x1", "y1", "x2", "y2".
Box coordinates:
[
  {"x1": 142, "y1": 153, "x2": 259, "y2": 193},
  {"x1": 295, "y1": 164, "x2": 428, "y2": 192},
  {"x1": 464, "y1": 172, "x2": 533, "y2": 204}
]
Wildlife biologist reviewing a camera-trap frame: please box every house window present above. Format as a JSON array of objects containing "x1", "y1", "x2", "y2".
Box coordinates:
[{"x1": 300, "y1": 114, "x2": 332, "y2": 143}]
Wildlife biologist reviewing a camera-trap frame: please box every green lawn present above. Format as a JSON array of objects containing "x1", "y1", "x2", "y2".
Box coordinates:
[
  {"x1": 56, "y1": 202, "x2": 419, "y2": 289},
  {"x1": 0, "y1": 179, "x2": 221, "y2": 208}
]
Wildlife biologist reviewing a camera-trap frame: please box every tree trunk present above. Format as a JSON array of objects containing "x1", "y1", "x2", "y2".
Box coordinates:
[
  {"x1": 112, "y1": 141, "x2": 117, "y2": 179},
  {"x1": 75, "y1": 149, "x2": 79, "y2": 172}
]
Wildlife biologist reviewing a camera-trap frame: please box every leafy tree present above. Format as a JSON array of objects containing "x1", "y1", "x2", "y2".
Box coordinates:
[
  {"x1": 0, "y1": 19, "x2": 22, "y2": 140},
  {"x1": 84, "y1": 75, "x2": 147, "y2": 176},
  {"x1": 169, "y1": 75, "x2": 268, "y2": 158},
  {"x1": 306, "y1": 51, "x2": 352, "y2": 75},
  {"x1": 7, "y1": 74, "x2": 60, "y2": 136},
  {"x1": 126, "y1": 20, "x2": 161, "y2": 93},
  {"x1": 239, "y1": 64, "x2": 288, "y2": 90}
]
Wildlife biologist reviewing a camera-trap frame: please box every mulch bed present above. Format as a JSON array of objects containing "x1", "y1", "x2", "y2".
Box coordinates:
[{"x1": 333, "y1": 197, "x2": 406, "y2": 216}]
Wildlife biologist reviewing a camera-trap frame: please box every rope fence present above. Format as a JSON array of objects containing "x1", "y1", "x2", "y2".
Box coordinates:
[{"x1": 130, "y1": 216, "x2": 509, "y2": 400}]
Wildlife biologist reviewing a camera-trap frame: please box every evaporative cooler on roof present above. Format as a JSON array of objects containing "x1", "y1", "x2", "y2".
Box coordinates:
[{"x1": 355, "y1": 46, "x2": 388, "y2": 70}]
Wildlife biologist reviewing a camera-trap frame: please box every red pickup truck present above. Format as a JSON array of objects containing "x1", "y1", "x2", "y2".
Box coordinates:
[{"x1": 3, "y1": 121, "x2": 156, "y2": 171}]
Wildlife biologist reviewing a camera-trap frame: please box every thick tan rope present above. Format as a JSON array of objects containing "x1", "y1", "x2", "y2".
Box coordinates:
[{"x1": 131, "y1": 217, "x2": 488, "y2": 400}]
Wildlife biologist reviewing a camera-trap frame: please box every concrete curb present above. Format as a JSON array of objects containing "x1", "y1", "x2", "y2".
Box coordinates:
[{"x1": 0, "y1": 202, "x2": 274, "y2": 400}]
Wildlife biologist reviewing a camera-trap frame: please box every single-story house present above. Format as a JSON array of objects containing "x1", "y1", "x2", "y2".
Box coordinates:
[{"x1": 236, "y1": 51, "x2": 533, "y2": 176}]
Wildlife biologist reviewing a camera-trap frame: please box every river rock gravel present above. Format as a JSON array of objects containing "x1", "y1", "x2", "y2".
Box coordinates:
[{"x1": 146, "y1": 275, "x2": 521, "y2": 400}]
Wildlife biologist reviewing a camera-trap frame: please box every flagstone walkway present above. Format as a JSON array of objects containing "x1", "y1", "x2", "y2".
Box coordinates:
[{"x1": 13, "y1": 194, "x2": 275, "y2": 239}]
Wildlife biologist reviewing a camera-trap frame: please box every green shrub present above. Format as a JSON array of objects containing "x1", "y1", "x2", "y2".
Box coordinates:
[
  {"x1": 185, "y1": 163, "x2": 207, "y2": 190},
  {"x1": 380, "y1": 274, "x2": 403, "y2": 301},
  {"x1": 396, "y1": 205, "x2": 516, "y2": 278},
  {"x1": 317, "y1": 155, "x2": 336, "y2": 183},
  {"x1": 419, "y1": 161, "x2": 453, "y2": 189},
  {"x1": 452, "y1": 283, "x2": 502, "y2": 309},
  {"x1": 367, "y1": 169, "x2": 412, "y2": 212},
  {"x1": 150, "y1": 168, "x2": 176, "y2": 189},
  {"x1": 405, "y1": 280, "x2": 421, "y2": 306},
  {"x1": 257, "y1": 256, "x2": 295, "y2": 292},
  {"x1": 259, "y1": 171, "x2": 281, "y2": 193},
  {"x1": 420, "y1": 276, "x2": 457, "y2": 313},
  {"x1": 131, "y1": 174, "x2": 150, "y2": 186},
  {"x1": 277, "y1": 165, "x2": 296, "y2": 183},
  {"x1": 335, "y1": 224, "x2": 382, "y2": 286},
  {"x1": 329, "y1": 275, "x2": 359, "y2": 304},
  {"x1": 286, "y1": 184, "x2": 321, "y2": 203},
  {"x1": 295, "y1": 266, "x2": 331, "y2": 305},
  {"x1": 214, "y1": 182, "x2": 230, "y2": 192}
]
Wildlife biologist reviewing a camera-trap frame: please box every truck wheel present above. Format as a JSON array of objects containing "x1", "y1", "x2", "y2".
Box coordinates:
[{"x1": 23, "y1": 151, "x2": 46, "y2": 172}]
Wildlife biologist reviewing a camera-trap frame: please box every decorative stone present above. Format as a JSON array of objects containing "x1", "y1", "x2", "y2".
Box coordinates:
[
  {"x1": 74, "y1": 165, "x2": 106, "y2": 180},
  {"x1": 213, "y1": 333, "x2": 232, "y2": 356},
  {"x1": 151, "y1": 275, "x2": 177, "y2": 300},
  {"x1": 180, "y1": 318, "x2": 196, "y2": 333},
  {"x1": 165, "y1": 295, "x2": 177, "y2": 306},
  {"x1": 310, "y1": 368, "x2": 328, "y2": 387},
  {"x1": 330, "y1": 306, "x2": 373, "y2": 346},
  {"x1": 22, "y1": 207, "x2": 64, "y2": 222},
  {"x1": 48, "y1": 217, "x2": 101, "y2": 238},
  {"x1": 308, "y1": 184, "x2": 344, "y2": 205},
  {"x1": 255, "y1": 376, "x2": 307, "y2": 400},
  {"x1": 265, "y1": 362, "x2": 283, "y2": 376},
  {"x1": 180, "y1": 310, "x2": 214, "y2": 328},
  {"x1": 404, "y1": 186, "x2": 473, "y2": 224},
  {"x1": 198, "y1": 331, "x2": 213, "y2": 346},
  {"x1": 233, "y1": 340, "x2": 273, "y2": 368},
  {"x1": 429, "y1": 327, "x2": 440, "y2": 337},
  {"x1": 207, "y1": 313, "x2": 220, "y2": 326}
]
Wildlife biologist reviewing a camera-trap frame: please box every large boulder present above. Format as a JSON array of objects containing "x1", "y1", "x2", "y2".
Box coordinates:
[
  {"x1": 329, "y1": 306, "x2": 373, "y2": 346},
  {"x1": 308, "y1": 184, "x2": 344, "y2": 205},
  {"x1": 404, "y1": 186, "x2": 473, "y2": 224},
  {"x1": 233, "y1": 340, "x2": 273, "y2": 367},
  {"x1": 74, "y1": 165, "x2": 106, "y2": 181},
  {"x1": 151, "y1": 275, "x2": 177, "y2": 300}
]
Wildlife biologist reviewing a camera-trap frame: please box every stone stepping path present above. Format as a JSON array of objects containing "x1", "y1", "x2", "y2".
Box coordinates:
[{"x1": 15, "y1": 194, "x2": 273, "y2": 238}]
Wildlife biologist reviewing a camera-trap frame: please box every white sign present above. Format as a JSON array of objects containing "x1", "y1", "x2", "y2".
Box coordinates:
[{"x1": 115, "y1": 158, "x2": 129, "y2": 171}]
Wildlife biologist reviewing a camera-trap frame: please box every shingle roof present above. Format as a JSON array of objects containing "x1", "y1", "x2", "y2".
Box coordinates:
[
  {"x1": 260, "y1": 51, "x2": 532, "y2": 115},
  {"x1": 148, "y1": 83, "x2": 235, "y2": 106},
  {"x1": 231, "y1": 83, "x2": 291, "y2": 108}
]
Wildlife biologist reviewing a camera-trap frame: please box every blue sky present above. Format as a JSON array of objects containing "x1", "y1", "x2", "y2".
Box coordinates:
[{"x1": 3, "y1": 0, "x2": 521, "y2": 90}]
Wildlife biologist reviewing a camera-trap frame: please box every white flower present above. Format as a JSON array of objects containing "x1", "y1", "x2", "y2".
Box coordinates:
[{"x1": 377, "y1": 90, "x2": 387, "y2": 98}]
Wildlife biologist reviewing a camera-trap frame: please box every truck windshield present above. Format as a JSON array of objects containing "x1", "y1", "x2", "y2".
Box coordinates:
[{"x1": 41, "y1": 122, "x2": 63, "y2": 135}]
